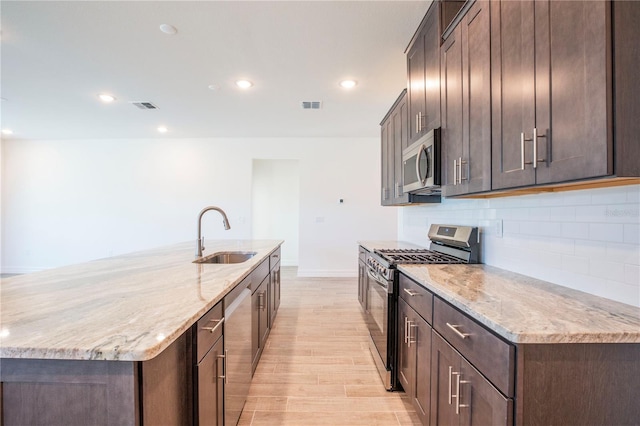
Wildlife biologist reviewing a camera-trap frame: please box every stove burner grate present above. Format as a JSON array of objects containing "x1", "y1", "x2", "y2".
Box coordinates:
[{"x1": 374, "y1": 248, "x2": 466, "y2": 265}]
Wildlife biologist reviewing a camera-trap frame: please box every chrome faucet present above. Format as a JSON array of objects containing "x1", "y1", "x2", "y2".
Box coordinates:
[{"x1": 196, "y1": 206, "x2": 231, "y2": 257}]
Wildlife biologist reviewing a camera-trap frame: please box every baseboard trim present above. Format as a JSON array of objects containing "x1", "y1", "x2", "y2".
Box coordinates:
[{"x1": 1, "y1": 266, "x2": 44, "y2": 275}]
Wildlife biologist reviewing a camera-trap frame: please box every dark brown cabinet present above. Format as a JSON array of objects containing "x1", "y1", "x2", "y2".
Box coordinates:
[
  {"x1": 441, "y1": 0, "x2": 491, "y2": 197},
  {"x1": 269, "y1": 248, "x2": 281, "y2": 326},
  {"x1": 251, "y1": 274, "x2": 270, "y2": 375},
  {"x1": 381, "y1": 90, "x2": 410, "y2": 205},
  {"x1": 407, "y1": 1, "x2": 441, "y2": 143},
  {"x1": 491, "y1": 0, "x2": 612, "y2": 190},
  {"x1": 195, "y1": 335, "x2": 224, "y2": 425},
  {"x1": 430, "y1": 331, "x2": 512, "y2": 426},
  {"x1": 397, "y1": 298, "x2": 432, "y2": 426},
  {"x1": 357, "y1": 247, "x2": 368, "y2": 311}
]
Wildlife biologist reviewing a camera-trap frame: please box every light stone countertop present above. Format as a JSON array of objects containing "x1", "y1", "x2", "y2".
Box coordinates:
[
  {"x1": 399, "y1": 264, "x2": 640, "y2": 344},
  {"x1": 0, "y1": 240, "x2": 283, "y2": 361}
]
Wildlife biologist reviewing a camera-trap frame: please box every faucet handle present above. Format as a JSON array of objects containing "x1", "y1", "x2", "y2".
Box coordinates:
[{"x1": 201, "y1": 237, "x2": 205, "y2": 252}]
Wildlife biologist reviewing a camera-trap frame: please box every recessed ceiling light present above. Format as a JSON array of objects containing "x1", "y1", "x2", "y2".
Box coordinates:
[
  {"x1": 98, "y1": 94, "x2": 116, "y2": 103},
  {"x1": 159, "y1": 24, "x2": 177, "y2": 35},
  {"x1": 157, "y1": 126, "x2": 168, "y2": 133},
  {"x1": 208, "y1": 84, "x2": 220, "y2": 91},
  {"x1": 235, "y1": 80, "x2": 253, "y2": 89},
  {"x1": 340, "y1": 80, "x2": 358, "y2": 89},
  {"x1": 1, "y1": 129, "x2": 13, "y2": 135}
]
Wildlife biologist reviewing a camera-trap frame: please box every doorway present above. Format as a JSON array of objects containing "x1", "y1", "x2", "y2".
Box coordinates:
[{"x1": 251, "y1": 159, "x2": 299, "y2": 266}]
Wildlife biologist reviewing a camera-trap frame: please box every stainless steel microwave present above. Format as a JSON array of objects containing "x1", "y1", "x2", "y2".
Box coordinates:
[{"x1": 402, "y1": 128, "x2": 441, "y2": 194}]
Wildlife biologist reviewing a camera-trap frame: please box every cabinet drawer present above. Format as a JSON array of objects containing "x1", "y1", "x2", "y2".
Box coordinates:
[
  {"x1": 270, "y1": 248, "x2": 281, "y2": 271},
  {"x1": 399, "y1": 273, "x2": 433, "y2": 324},
  {"x1": 196, "y1": 302, "x2": 223, "y2": 362},
  {"x1": 433, "y1": 297, "x2": 514, "y2": 397},
  {"x1": 251, "y1": 259, "x2": 270, "y2": 292}
]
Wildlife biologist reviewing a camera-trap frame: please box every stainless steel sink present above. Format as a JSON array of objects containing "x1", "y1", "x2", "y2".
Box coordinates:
[{"x1": 194, "y1": 251, "x2": 257, "y2": 264}]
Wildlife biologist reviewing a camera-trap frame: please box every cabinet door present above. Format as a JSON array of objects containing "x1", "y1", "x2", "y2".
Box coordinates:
[
  {"x1": 251, "y1": 277, "x2": 270, "y2": 374},
  {"x1": 196, "y1": 337, "x2": 224, "y2": 426},
  {"x1": 358, "y1": 260, "x2": 367, "y2": 310},
  {"x1": 407, "y1": 31, "x2": 426, "y2": 143},
  {"x1": 461, "y1": 0, "x2": 491, "y2": 195},
  {"x1": 413, "y1": 311, "x2": 432, "y2": 425},
  {"x1": 430, "y1": 331, "x2": 460, "y2": 426},
  {"x1": 533, "y1": 0, "x2": 611, "y2": 184},
  {"x1": 258, "y1": 278, "x2": 270, "y2": 352},
  {"x1": 491, "y1": 0, "x2": 536, "y2": 190},
  {"x1": 441, "y1": 24, "x2": 464, "y2": 194},
  {"x1": 380, "y1": 121, "x2": 392, "y2": 205},
  {"x1": 458, "y1": 357, "x2": 512, "y2": 426},
  {"x1": 397, "y1": 298, "x2": 414, "y2": 394},
  {"x1": 422, "y1": 2, "x2": 441, "y2": 134},
  {"x1": 392, "y1": 94, "x2": 409, "y2": 204}
]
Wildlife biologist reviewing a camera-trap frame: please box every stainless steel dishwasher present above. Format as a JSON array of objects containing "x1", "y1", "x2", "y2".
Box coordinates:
[{"x1": 223, "y1": 281, "x2": 252, "y2": 426}]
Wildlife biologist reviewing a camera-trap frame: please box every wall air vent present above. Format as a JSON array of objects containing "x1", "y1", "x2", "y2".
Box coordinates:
[
  {"x1": 130, "y1": 101, "x2": 158, "y2": 110},
  {"x1": 301, "y1": 101, "x2": 322, "y2": 110}
]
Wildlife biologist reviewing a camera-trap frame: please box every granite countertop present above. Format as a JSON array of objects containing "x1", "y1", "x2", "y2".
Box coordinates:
[
  {"x1": 400, "y1": 264, "x2": 640, "y2": 344},
  {"x1": 0, "y1": 240, "x2": 283, "y2": 362}
]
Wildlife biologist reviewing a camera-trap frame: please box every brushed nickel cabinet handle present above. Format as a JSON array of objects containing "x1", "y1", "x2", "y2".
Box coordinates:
[
  {"x1": 520, "y1": 132, "x2": 526, "y2": 170},
  {"x1": 408, "y1": 323, "x2": 418, "y2": 347},
  {"x1": 533, "y1": 127, "x2": 547, "y2": 168},
  {"x1": 457, "y1": 376, "x2": 471, "y2": 414},
  {"x1": 459, "y1": 157, "x2": 468, "y2": 183},
  {"x1": 403, "y1": 288, "x2": 419, "y2": 297},
  {"x1": 446, "y1": 322, "x2": 470, "y2": 339},
  {"x1": 217, "y1": 351, "x2": 226, "y2": 381},
  {"x1": 202, "y1": 318, "x2": 224, "y2": 334},
  {"x1": 404, "y1": 316, "x2": 409, "y2": 344},
  {"x1": 453, "y1": 159, "x2": 458, "y2": 185}
]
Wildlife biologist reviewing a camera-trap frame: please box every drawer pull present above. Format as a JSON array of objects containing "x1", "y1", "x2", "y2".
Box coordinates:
[
  {"x1": 446, "y1": 322, "x2": 470, "y2": 339},
  {"x1": 403, "y1": 288, "x2": 419, "y2": 297},
  {"x1": 202, "y1": 318, "x2": 224, "y2": 334}
]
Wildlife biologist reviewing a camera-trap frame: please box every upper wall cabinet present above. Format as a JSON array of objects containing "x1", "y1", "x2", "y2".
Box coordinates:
[
  {"x1": 381, "y1": 90, "x2": 441, "y2": 206},
  {"x1": 441, "y1": 0, "x2": 492, "y2": 197},
  {"x1": 491, "y1": 0, "x2": 614, "y2": 190},
  {"x1": 407, "y1": 1, "x2": 442, "y2": 143}
]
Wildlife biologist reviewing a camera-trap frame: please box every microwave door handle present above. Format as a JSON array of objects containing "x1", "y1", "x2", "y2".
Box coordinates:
[
  {"x1": 418, "y1": 144, "x2": 429, "y2": 185},
  {"x1": 415, "y1": 148, "x2": 422, "y2": 187}
]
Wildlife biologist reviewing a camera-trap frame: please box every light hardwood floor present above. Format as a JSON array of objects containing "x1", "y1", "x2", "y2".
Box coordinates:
[{"x1": 238, "y1": 267, "x2": 421, "y2": 426}]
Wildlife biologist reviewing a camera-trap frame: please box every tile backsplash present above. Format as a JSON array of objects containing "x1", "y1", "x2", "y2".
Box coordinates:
[{"x1": 399, "y1": 185, "x2": 640, "y2": 307}]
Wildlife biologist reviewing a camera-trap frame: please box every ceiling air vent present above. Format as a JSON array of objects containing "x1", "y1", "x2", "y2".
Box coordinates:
[
  {"x1": 301, "y1": 101, "x2": 322, "y2": 110},
  {"x1": 130, "y1": 101, "x2": 158, "y2": 110}
]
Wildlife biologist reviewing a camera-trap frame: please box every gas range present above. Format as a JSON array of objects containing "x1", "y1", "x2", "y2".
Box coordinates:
[
  {"x1": 366, "y1": 225, "x2": 479, "y2": 280},
  {"x1": 364, "y1": 224, "x2": 480, "y2": 391}
]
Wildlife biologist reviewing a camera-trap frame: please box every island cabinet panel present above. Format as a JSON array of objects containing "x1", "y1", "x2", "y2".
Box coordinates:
[
  {"x1": 491, "y1": 0, "x2": 612, "y2": 190},
  {"x1": 1, "y1": 359, "x2": 138, "y2": 426},
  {"x1": 140, "y1": 331, "x2": 192, "y2": 426}
]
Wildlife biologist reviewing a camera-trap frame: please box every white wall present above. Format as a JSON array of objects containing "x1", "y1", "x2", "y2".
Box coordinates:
[
  {"x1": 252, "y1": 159, "x2": 300, "y2": 266},
  {"x1": 399, "y1": 185, "x2": 640, "y2": 307},
  {"x1": 1, "y1": 137, "x2": 398, "y2": 275}
]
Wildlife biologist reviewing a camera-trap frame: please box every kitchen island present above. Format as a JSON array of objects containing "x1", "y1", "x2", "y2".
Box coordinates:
[{"x1": 0, "y1": 239, "x2": 283, "y2": 425}]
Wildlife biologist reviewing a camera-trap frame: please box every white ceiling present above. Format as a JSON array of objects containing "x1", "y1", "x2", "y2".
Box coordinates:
[{"x1": 0, "y1": 1, "x2": 430, "y2": 140}]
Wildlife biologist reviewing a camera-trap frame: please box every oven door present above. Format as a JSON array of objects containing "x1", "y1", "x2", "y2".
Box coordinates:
[{"x1": 366, "y1": 269, "x2": 389, "y2": 370}]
